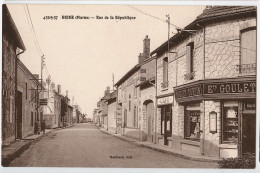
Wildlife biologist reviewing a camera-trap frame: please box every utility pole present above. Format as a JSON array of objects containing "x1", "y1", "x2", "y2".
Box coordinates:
[
  {"x1": 166, "y1": 14, "x2": 170, "y2": 58},
  {"x1": 112, "y1": 73, "x2": 115, "y2": 91}
]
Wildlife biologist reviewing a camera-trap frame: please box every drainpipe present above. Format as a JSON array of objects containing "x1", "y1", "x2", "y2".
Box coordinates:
[
  {"x1": 15, "y1": 49, "x2": 25, "y2": 139},
  {"x1": 201, "y1": 26, "x2": 206, "y2": 155},
  {"x1": 154, "y1": 53, "x2": 158, "y2": 144}
]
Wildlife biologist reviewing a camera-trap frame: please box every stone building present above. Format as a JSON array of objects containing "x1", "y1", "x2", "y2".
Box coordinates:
[
  {"x1": 17, "y1": 59, "x2": 44, "y2": 138},
  {"x1": 115, "y1": 35, "x2": 156, "y2": 141},
  {"x1": 106, "y1": 91, "x2": 117, "y2": 133},
  {"x1": 97, "y1": 87, "x2": 110, "y2": 129},
  {"x1": 2, "y1": 4, "x2": 26, "y2": 143},
  {"x1": 42, "y1": 82, "x2": 62, "y2": 129},
  {"x1": 151, "y1": 6, "x2": 256, "y2": 158}
]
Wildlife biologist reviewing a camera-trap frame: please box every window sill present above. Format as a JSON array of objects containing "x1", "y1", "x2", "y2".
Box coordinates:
[
  {"x1": 161, "y1": 88, "x2": 168, "y2": 91},
  {"x1": 219, "y1": 143, "x2": 237, "y2": 149}
]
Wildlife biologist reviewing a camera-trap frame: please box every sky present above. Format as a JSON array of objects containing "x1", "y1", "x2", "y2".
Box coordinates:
[{"x1": 7, "y1": 4, "x2": 205, "y2": 118}]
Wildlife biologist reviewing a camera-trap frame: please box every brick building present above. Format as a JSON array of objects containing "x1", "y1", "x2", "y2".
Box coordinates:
[
  {"x1": 152, "y1": 6, "x2": 256, "y2": 158},
  {"x1": 2, "y1": 4, "x2": 26, "y2": 143}
]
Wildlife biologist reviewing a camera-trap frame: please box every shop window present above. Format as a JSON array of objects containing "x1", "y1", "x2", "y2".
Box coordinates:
[
  {"x1": 184, "y1": 103, "x2": 200, "y2": 141},
  {"x1": 239, "y1": 27, "x2": 256, "y2": 74},
  {"x1": 222, "y1": 101, "x2": 238, "y2": 143},
  {"x1": 162, "y1": 57, "x2": 168, "y2": 89},
  {"x1": 185, "y1": 111, "x2": 200, "y2": 140},
  {"x1": 184, "y1": 42, "x2": 195, "y2": 80}
]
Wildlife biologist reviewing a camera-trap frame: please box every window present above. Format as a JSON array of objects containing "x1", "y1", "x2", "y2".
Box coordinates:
[
  {"x1": 9, "y1": 97, "x2": 13, "y2": 123},
  {"x1": 163, "y1": 57, "x2": 168, "y2": 83},
  {"x1": 187, "y1": 42, "x2": 194, "y2": 73},
  {"x1": 222, "y1": 101, "x2": 238, "y2": 143},
  {"x1": 31, "y1": 112, "x2": 34, "y2": 126},
  {"x1": 31, "y1": 88, "x2": 35, "y2": 102},
  {"x1": 184, "y1": 103, "x2": 200, "y2": 141},
  {"x1": 240, "y1": 27, "x2": 256, "y2": 74},
  {"x1": 124, "y1": 109, "x2": 127, "y2": 127},
  {"x1": 129, "y1": 95, "x2": 131, "y2": 111},
  {"x1": 133, "y1": 106, "x2": 138, "y2": 127},
  {"x1": 25, "y1": 83, "x2": 28, "y2": 100}
]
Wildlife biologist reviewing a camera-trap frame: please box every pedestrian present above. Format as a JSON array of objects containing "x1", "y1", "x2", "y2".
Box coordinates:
[
  {"x1": 34, "y1": 121, "x2": 39, "y2": 134},
  {"x1": 41, "y1": 120, "x2": 46, "y2": 134}
]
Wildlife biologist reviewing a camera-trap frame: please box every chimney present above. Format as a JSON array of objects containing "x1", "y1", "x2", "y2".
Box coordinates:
[
  {"x1": 138, "y1": 53, "x2": 143, "y2": 64},
  {"x1": 203, "y1": 6, "x2": 213, "y2": 12},
  {"x1": 57, "y1": 84, "x2": 61, "y2": 94},
  {"x1": 50, "y1": 82, "x2": 55, "y2": 91},
  {"x1": 143, "y1": 35, "x2": 150, "y2": 60},
  {"x1": 104, "y1": 86, "x2": 110, "y2": 96}
]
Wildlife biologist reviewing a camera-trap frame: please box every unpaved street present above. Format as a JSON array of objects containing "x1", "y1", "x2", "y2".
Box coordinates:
[{"x1": 10, "y1": 123, "x2": 218, "y2": 168}]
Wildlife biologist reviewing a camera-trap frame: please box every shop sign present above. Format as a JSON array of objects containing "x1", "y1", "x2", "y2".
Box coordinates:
[
  {"x1": 158, "y1": 96, "x2": 173, "y2": 105},
  {"x1": 209, "y1": 111, "x2": 217, "y2": 134},
  {"x1": 39, "y1": 99, "x2": 48, "y2": 105},
  {"x1": 175, "y1": 85, "x2": 202, "y2": 99},
  {"x1": 204, "y1": 82, "x2": 256, "y2": 95},
  {"x1": 245, "y1": 103, "x2": 256, "y2": 110},
  {"x1": 174, "y1": 81, "x2": 256, "y2": 101}
]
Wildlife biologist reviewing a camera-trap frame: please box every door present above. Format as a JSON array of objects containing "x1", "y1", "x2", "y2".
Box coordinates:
[
  {"x1": 146, "y1": 101, "x2": 154, "y2": 143},
  {"x1": 161, "y1": 105, "x2": 172, "y2": 145},
  {"x1": 17, "y1": 91, "x2": 23, "y2": 139},
  {"x1": 124, "y1": 109, "x2": 127, "y2": 127},
  {"x1": 242, "y1": 114, "x2": 256, "y2": 154}
]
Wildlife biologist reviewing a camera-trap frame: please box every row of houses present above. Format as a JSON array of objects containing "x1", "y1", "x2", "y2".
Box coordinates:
[
  {"x1": 2, "y1": 5, "x2": 84, "y2": 145},
  {"x1": 93, "y1": 6, "x2": 256, "y2": 159}
]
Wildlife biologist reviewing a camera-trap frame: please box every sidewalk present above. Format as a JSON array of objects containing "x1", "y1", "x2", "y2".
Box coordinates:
[
  {"x1": 1, "y1": 124, "x2": 74, "y2": 166},
  {"x1": 99, "y1": 128, "x2": 220, "y2": 163}
]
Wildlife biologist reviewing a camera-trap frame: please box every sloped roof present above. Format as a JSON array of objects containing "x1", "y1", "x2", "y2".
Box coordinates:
[
  {"x1": 3, "y1": 4, "x2": 26, "y2": 50},
  {"x1": 151, "y1": 6, "x2": 256, "y2": 56}
]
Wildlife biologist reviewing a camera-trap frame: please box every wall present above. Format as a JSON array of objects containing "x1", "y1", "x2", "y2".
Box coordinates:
[
  {"x1": 2, "y1": 34, "x2": 17, "y2": 143},
  {"x1": 17, "y1": 62, "x2": 39, "y2": 138},
  {"x1": 107, "y1": 99, "x2": 117, "y2": 133}
]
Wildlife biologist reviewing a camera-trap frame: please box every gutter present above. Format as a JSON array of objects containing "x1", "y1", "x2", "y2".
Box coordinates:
[{"x1": 15, "y1": 49, "x2": 26, "y2": 139}]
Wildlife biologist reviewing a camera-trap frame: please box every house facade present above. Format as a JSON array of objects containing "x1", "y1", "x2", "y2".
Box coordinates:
[
  {"x1": 152, "y1": 6, "x2": 256, "y2": 158},
  {"x1": 106, "y1": 91, "x2": 117, "y2": 133},
  {"x1": 17, "y1": 60, "x2": 44, "y2": 138},
  {"x1": 2, "y1": 4, "x2": 26, "y2": 143},
  {"x1": 115, "y1": 36, "x2": 157, "y2": 141}
]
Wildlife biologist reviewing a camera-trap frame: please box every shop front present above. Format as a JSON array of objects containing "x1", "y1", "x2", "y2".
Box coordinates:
[
  {"x1": 157, "y1": 95, "x2": 173, "y2": 146},
  {"x1": 174, "y1": 77, "x2": 256, "y2": 158}
]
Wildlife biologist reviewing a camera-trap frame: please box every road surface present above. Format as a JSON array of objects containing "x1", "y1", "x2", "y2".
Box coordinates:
[{"x1": 10, "y1": 123, "x2": 218, "y2": 168}]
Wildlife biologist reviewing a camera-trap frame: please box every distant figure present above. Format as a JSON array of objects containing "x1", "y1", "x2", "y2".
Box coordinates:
[
  {"x1": 34, "y1": 121, "x2": 39, "y2": 134},
  {"x1": 41, "y1": 120, "x2": 46, "y2": 134}
]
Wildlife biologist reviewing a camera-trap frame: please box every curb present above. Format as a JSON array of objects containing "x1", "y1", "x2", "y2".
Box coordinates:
[
  {"x1": 99, "y1": 129, "x2": 219, "y2": 163},
  {"x1": 2, "y1": 124, "x2": 74, "y2": 166}
]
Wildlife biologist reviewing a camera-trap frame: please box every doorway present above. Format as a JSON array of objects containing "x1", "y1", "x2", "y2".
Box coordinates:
[
  {"x1": 242, "y1": 114, "x2": 256, "y2": 154},
  {"x1": 145, "y1": 100, "x2": 154, "y2": 143},
  {"x1": 17, "y1": 91, "x2": 23, "y2": 139},
  {"x1": 161, "y1": 105, "x2": 172, "y2": 145}
]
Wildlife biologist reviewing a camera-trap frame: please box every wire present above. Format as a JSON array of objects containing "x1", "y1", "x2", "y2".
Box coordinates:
[
  {"x1": 130, "y1": 5, "x2": 256, "y2": 52},
  {"x1": 128, "y1": 5, "x2": 183, "y2": 30},
  {"x1": 25, "y1": 4, "x2": 43, "y2": 56},
  {"x1": 23, "y1": 5, "x2": 42, "y2": 57}
]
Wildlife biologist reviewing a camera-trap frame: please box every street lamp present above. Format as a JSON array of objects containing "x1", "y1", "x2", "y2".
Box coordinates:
[{"x1": 46, "y1": 76, "x2": 51, "y2": 99}]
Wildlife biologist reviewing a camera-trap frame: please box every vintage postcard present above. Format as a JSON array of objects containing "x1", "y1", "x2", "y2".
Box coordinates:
[{"x1": 1, "y1": 2, "x2": 258, "y2": 171}]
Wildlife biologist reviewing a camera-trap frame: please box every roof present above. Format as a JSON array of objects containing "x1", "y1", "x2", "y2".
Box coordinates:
[
  {"x1": 151, "y1": 6, "x2": 256, "y2": 56},
  {"x1": 3, "y1": 4, "x2": 26, "y2": 50},
  {"x1": 115, "y1": 64, "x2": 140, "y2": 86},
  {"x1": 106, "y1": 90, "x2": 117, "y2": 101},
  {"x1": 18, "y1": 59, "x2": 45, "y2": 89}
]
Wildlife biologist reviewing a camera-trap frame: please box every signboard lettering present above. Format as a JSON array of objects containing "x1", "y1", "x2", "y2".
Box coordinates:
[{"x1": 158, "y1": 96, "x2": 173, "y2": 105}]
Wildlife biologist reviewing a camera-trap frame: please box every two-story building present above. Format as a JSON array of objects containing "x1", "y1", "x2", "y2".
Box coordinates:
[
  {"x1": 17, "y1": 59, "x2": 44, "y2": 138},
  {"x1": 152, "y1": 6, "x2": 256, "y2": 158},
  {"x1": 106, "y1": 90, "x2": 117, "y2": 133},
  {"x1": 115, "y1": 36, "x2": 157, "y2": 142},
  {"x1": 2, "y1": 4, "x2": 26, "y2": 144}
]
